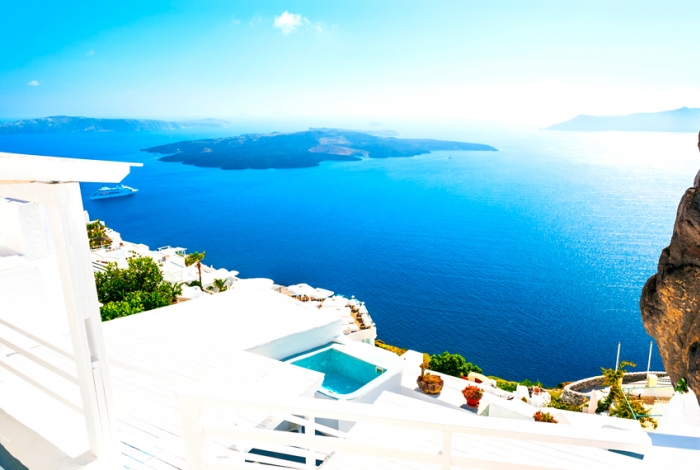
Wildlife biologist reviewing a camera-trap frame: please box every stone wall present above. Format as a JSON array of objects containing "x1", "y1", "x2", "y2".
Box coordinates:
[{"x1": 561, "y1": 371, "x2": 668, "y2": 405}]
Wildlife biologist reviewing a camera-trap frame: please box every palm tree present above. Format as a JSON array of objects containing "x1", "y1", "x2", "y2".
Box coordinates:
[
  {"x1": 211, "y1": 278, "x2": 228, "y2": 293},
  {"x1": 86, "y1": 219, "x2": 112, "y2": 249},
  {"x1": 185, "y1": 251, "x2": 206, "y2": 286}
]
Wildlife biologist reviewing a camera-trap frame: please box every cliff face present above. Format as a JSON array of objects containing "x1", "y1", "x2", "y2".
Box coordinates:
[{"x1": 641, "y1": 132, "x2": 700, "y2": 402}]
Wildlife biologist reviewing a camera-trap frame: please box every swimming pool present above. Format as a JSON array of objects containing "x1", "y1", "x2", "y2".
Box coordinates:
[
  {"x1": 288, "y1": 343, "x2": 401, "y2": 400},
  {"x1": 292, "y1": 347, "x2": 385, "y2": 395}
]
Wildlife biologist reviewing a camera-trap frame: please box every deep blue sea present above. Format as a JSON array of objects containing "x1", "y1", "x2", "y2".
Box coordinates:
[{"x1": 2, "y1": 127, "x2": 697, "y2": 385}]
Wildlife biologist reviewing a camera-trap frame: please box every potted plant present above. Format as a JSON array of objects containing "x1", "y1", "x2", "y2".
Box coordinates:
[
  {"x1": 533, "y1": 411, "x2": 558, "y2": 423},
  {"x1": 417, "y1": 359, "x2": 444, "y2": 394},
  {"x1": 462, "y1": 385, "x2": 483, "y2": 407}
]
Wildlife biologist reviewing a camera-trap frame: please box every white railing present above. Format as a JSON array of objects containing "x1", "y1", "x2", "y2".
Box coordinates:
[
  {"x1": 176, "y1": 385, "x2": 700, "y2": 470},
  {"x1": 0, "y1": 317, "x2": 83, "y2": 414}
]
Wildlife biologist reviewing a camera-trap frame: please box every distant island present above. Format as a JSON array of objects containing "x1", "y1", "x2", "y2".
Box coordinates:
[
  {"x1": 142, "y1": 128, "x2": 497, "y2": 170},
  {"x1": 0, "y1": 116, "x2": 230, "y2": 134},
  {"x1": 546, "y1": 107, "x2": 700, "y2": 132}
]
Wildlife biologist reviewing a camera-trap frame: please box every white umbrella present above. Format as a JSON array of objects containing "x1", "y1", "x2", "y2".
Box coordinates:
[
  {"x1": 288, "y1": 283, "x2": 316, "y2": 297},
  {"x1": 322, "y1": 296, "x2": 348, "y2": 308},
  {"x1": 313, "y1": 287, "x2": 334, "y2": 300}
]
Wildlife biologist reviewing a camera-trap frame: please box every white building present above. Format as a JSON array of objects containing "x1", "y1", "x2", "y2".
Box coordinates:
[
  {"x1": 89, "y1": 233, "x2": 239, "y2": 296},
  {"x1": 1, "y1": 151, "x2": 699, "y2": 469}
]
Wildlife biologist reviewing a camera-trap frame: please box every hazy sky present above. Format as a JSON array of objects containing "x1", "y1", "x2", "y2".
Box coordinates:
[{"x1": 2, "y1": 1, "x2": 700, "y2": 127}]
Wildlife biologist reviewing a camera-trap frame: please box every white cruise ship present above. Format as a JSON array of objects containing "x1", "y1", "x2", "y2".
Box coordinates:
[{"x1": 90, "y1": 183, "x2": 138, "y2": 200}]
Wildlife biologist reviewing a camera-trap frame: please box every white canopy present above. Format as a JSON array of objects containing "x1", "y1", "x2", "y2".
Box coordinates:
[
  {"x1": 321, "y1": 306, "x2": 353, "y2": 318},
  {"x1": 287, "y1": 283, "x2": 316, "y2": 297},
  {"x1": 233, "y1": 278, "x2": 275, "y2": 290},
  {"x1": 287, "y1": 284, "x2": 334, "y2": 299},
  {"x1": 312, "y1": 287, "x2": 334, "y2": 299},
  {"x1": 0, "y1": 151, "x2": 141, "y2": 183},
  {"x1": 322, "y1": 296, "x2": 348, "y2": 308}
]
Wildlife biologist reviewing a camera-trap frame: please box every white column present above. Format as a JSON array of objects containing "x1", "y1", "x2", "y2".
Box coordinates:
[
  {"x1": 48, "y1": 182, "x2": 117, "y2": 460},
  {"x1": 0, "y1": 182, "x2": 118, "y2": 461},
  {"x1": 178, "y1": 396, "x2": 206, "y2": 470}
]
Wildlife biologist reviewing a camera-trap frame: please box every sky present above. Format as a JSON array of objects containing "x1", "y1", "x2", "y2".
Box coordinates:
[{"x1": 2, "y1": 1, "x2": 700, "y2": 128}]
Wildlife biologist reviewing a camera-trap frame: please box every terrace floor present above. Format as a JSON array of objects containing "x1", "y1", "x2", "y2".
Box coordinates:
[{"x1": 0, "y1": 287, "x2": 338, "y2": 469}]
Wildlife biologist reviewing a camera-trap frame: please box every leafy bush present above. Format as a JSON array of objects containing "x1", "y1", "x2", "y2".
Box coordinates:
[
  {"x1": 489, "y1": 376, "x2": 518, "y2": 392},
  {"x1": 429, "y1": 351, "x2": 482, "y2": 378},
  {"x1": 533, "y1": 411, "x2": 557, "y2": 423},
  {"x1": 375, "y1": 339, "x2": 407, "y2": 356},
  {"x1": 596, "y1": 361, "x2": 657, "y2": 429},
  {"x1": 675, "y1": 377, "x2": 689, "y2": 393},
  {"x1": 95, "y1": 256, "x2": 182, "y2": 321},
  {"x1": 546, "y1": 392, "x2": 582, "y2": 412},
  {"x1": 497, "y1": 380, "x2": 518, "y2": 392},
  {"x1": 520, "y1": 379, "x2": 544, "y2": 388}
]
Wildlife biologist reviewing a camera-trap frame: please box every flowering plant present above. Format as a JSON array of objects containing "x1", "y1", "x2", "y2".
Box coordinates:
[
  {"x1": 533, "y1": 411, "x2": 558, "y2": 423},
  {"x1": 422, "y1": 372, "x2": 443, "y2": 384},
  {"x1": 461, "y1": 385, "x2": 483, "y2": 400}
]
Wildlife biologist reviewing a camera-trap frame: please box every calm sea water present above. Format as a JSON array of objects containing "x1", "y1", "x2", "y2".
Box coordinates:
[{"x1": 2, "y1": 128, "x2": 697, "y2": 385}]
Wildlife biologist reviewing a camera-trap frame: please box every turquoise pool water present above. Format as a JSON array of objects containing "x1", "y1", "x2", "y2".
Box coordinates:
[{"x1": 292, "y1": 348, "x2": 385, "y2": 395}]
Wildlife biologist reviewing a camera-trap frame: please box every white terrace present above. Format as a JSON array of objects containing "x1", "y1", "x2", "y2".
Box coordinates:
[{"x1": 1, "y1": 152, "x2": 699, "y2": 469}]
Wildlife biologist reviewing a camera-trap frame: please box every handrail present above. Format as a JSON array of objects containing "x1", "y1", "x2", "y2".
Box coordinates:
[
  {"x1": 0, "y1": 336, "x2": 79, "y2": 385},
  {"x1": 203, "y1": 426, "x2": 545, "y2": 470},
  {"x1": 0, "y1": 317, "x2": 74, "y2": 359},
  {"x1": 0, "y1": 317, "x2": 82, "y2": 415},
  {"x1": 178, "y1": 386, "x2": 651, "y2": 452},
  {"x1": 176, "y1": 386, "x2": 700, "y2": 470},
  {"x1": 0, "y1": 358, "x2": 83, "y2": 414}
]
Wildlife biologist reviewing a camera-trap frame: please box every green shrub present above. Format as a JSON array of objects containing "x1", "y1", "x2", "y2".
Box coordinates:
[
  {"x1": 95, "y1": 256, "x2": 182, "y2": 321},
  {"x1": 596, "y1": 361, "x2": 657, "y2": 429},
  {"x1": 375, "y1": 339, "x2": 407, "y2": 356},
  {"x1": 496, "y1": 380, "x2": 518, "y2": 392},
  {"x1": 520, "y1": 379, "x2": 544, "y2": 388},
  {"x1": 547, "y1": 393, "x2": 581, "y2": 412},
  {"x1": 488, "y1": 376, "x2": 518, "y2": 392},
  {"x1": 428, "y1": 351, "x2": 482, "y2": 378}
]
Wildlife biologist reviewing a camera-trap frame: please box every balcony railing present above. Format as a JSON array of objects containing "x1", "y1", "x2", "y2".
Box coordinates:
[
  {"x1": 0, "y1": 317, "x2": 83, "y2": 415},
  {"x1": 177, "y1": 384, "x2": 700, "y2": 470}
]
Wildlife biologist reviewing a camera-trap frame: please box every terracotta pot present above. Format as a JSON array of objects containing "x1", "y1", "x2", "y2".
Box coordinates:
[
  {"x1": 466, "y1": 397, "x2": 480, "y2": 407},
  {"x1": 417, "y1": 376, "x2": 443, "y2": 394}
]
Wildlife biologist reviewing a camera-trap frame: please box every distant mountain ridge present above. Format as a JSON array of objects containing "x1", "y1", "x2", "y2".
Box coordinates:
[
  {"x1": 143, "y1": 128, "x2": 497, "y2": 170},
  {"x1": 0, "y1": 116, "x2": 230, "y2": 134},
  {"x1": 546, "y1": 107, "x2": 700, "y2": 132}
]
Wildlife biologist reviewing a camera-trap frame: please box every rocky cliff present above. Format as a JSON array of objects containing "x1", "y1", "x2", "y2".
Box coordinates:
[{"x1": 641, "y1": 132, "x2": 700, "y2": 403}]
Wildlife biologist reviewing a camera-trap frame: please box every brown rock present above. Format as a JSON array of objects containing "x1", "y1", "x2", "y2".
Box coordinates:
[{"x1": 641, "y1": 131, "x2": 700, "y2": 403}]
